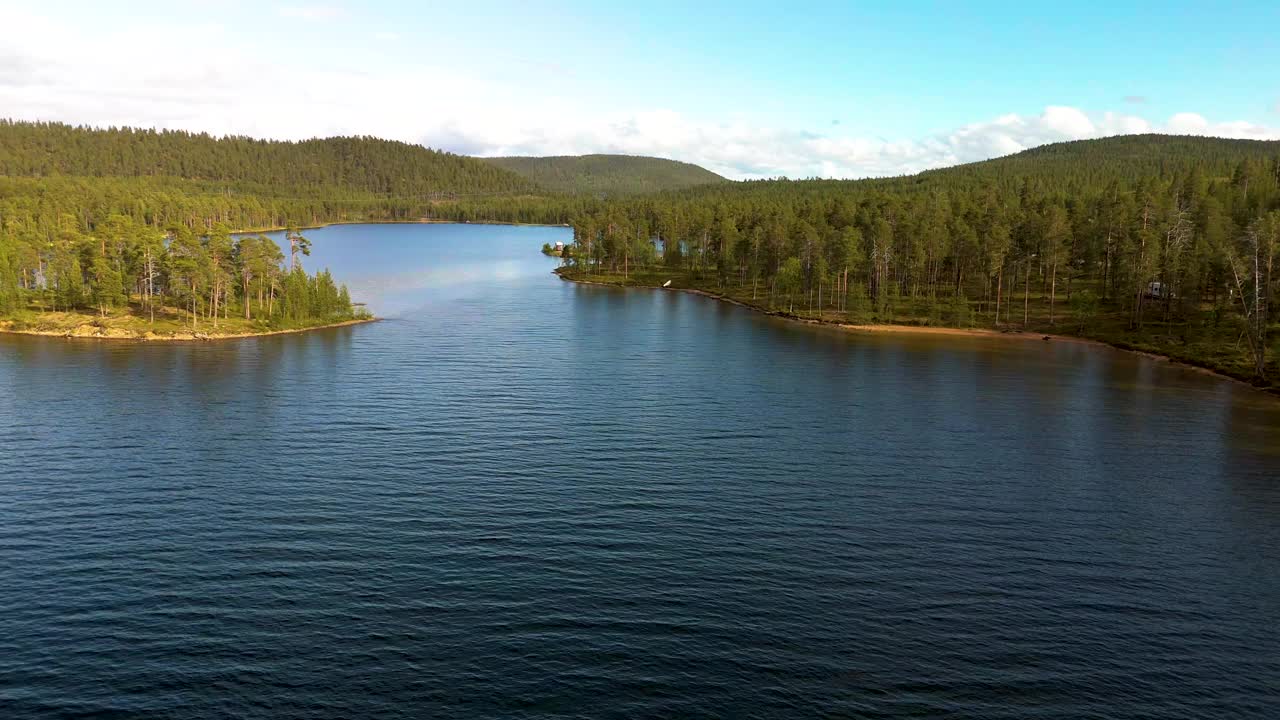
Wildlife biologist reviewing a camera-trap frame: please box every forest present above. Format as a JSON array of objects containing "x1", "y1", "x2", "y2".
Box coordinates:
[
  {"x1": 558, "y1": 135, "x2": 1280, "y2": 388},
  {"x1": 3, "y1": 120, "x2": 1278, "y2": 376},
  {"x1": 0, "y1": 121, "x2": 579, "y2": 337},
  {"x1": 0, "y1": 120, "x2": 535, "y2": 196},
  {"x1": 0, "y1": 212, "x2": 362, "y2": 337}
]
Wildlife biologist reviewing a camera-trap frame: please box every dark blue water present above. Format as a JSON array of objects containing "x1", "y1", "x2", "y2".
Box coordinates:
[{"x1": 3, "y1": 223, "x2": 1279, "y2": 719}]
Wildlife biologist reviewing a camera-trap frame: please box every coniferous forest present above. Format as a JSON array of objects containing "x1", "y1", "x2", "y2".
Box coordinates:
[
  {"x1": 1, "y1": 120, "x2": 1277, "y2": 381},
  {"x1": 0, "y1": 121, "x2": 584, "y2": 337},
  {"x1": 484, "y1": 154, "x2": 727, "y2": 195},
  {"x1": 559, "y1": 135, "x2": 1280, "y2": 388}
]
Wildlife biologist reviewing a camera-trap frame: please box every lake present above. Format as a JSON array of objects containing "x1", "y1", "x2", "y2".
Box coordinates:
[{"x1": 2, "y1": 223, "x2": 1279, "y2": 719}]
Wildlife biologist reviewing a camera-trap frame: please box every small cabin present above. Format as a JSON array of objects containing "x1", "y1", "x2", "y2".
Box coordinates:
[
  {"x1": 553, "y1": 241, "x2": 565, "y2": 251},
  {"x1": 1144, "y1": 281, "x2": 1174, "y2": 300}
]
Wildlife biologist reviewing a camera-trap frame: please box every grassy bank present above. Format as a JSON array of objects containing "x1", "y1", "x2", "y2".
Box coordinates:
[
  {"x1": 0, "y1": 299, "x2": 375, "y2": 341},
  {"x1": 555, "y1": 266, "x2": 1280, "y2": 395}
]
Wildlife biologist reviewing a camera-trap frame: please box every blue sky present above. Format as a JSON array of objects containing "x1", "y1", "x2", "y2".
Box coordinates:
[{"x1": 1, "y1": 0, "x2": 1278, "y2": 178}]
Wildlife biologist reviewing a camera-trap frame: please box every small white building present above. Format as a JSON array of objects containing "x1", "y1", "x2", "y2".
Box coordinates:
[{"x1": 1145, "y1": 281, "x2": 1174, "y2": 300}]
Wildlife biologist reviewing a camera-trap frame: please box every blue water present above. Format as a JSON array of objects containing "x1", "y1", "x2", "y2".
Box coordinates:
[{"x1": 2, "y1": 223, "x2": 1279, "y2": 718}]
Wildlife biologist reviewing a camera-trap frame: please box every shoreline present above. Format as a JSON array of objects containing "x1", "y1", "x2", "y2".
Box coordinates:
[
  {"x1": 3, "y1": 221, "x2": 564, "y2": 343},
  {"x1": 555, "y1": 270, "x2": 1277, "y2": 397},
  {"x1": 234, "y1": 218, "x2": 570, "y2": 234},
  {"x1": 0, "y1": 317, "x2": 379, "y2": 342}
]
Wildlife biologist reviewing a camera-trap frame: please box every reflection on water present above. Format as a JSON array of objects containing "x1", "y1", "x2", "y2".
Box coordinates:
[
  {"x1": 255, "y1": 223, "x2": 568, "y2": 316},
  {"x1": 2, "y1": 223, "x2": 1279, "y2": 719}
]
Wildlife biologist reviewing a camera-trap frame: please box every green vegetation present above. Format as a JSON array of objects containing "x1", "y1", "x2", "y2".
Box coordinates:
[
  {"x1": 0, "y1": 120, "x2": 535, "y2": 196},
  {"x1": 6, "y1": 119, "x2": 1278, "y2": 384},
  {"x1": 561, "y1": 135, "x2": 1280, "y2": 390},
  {"x1": 1, "y1": 121, "x2": 723, "y2": 338},
  {"x1": 0, "y1": 120, "x2": 592, "y2": 230},
  {"x1": 0, "y1": 120, "x2": 560, "y2": 338},
  {"x1": 484, "y1": 154, "x2": 727, "y2": 196},
  {"x1": 1, "y1": 213, "x2": 367, "y2": 339}
]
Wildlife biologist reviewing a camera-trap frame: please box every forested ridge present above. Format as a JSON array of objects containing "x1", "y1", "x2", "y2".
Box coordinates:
[
  {"x1": 0, "y1": 121, "x2": 599, "y2": 234},
  {"x1": 561, "y1": 134, "x2": 1280, "y2": 388},
  {"x1": 0, "y1": 120, "x2": 536, "y2": 196},
  {"x1": 484, "y1": 154, "x2": 727, "y2": 195}
]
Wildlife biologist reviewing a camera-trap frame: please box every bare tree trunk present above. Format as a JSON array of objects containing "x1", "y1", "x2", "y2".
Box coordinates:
[
  {"x1": 995, "y1": 268, "x2": 1003, "y2": 328},
  {"x1": 147, "y1": 248, "x2": 155, "y2": 324},
  {"x1": 1133, "y1": 282, "x2": 1144, "y2": 330},
  {"x1": 1023, "y1": 262, "x2": 1030, "y2": 327},
  {"x1": 1049, "y1": 258, "x2": 1058, "y2": 325},
  {"x1": 1103, "y1": 230, "x2": 1112, "y2": 301},
  {"x1": 1229, "y1": 253, "x2": 1265, "y2": 378}
]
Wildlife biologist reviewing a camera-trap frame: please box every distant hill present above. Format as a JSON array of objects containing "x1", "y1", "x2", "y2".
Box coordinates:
[
  {"x1": 915, "y1": 134, "x2": 1280, "y2": 187},
  {"x1": 0, "y1": 120, "x2": 537, "y2": 197},
  {"x1": 659, "y1": 134, "x2": 1280, "y2": 204},
  {"x1": 483, "y1": 154, "x2": 727, "y2": 195}
]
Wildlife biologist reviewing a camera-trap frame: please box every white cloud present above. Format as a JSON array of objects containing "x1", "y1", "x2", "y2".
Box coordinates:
[
  {"x1": 1041, "y1": 105, "x2": 1096, "y2": 137},
  {"x1": 278, "y1": 5, "x2": 344, "y2": 21},
  {"x1": 1, "y1": 7, "x2": 1277, "y2": 180},
  {"x1": 1167, "y1": 112, "x2": 1210, "y2": 134}
]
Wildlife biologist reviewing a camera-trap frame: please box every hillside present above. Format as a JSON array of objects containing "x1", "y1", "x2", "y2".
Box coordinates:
[
  {"x1": 0, "y1": 120, "x2": 537, "y2": 198},
  {"x1": 917, "y1": 134, "x2": 1280, "y2": 188},
  {"x1": 0, "y1": 120, "x2": 593, "y2": 231},
  {"x1": 483, "y1": 154, "x2": 727, "y2": 195},
  {"x1": 661, "y1": 134, "x2": 1280, "y2": 204}
]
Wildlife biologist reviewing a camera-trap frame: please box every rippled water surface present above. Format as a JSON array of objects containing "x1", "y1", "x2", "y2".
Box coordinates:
[{"x1": 3, "y1": 223, "x2": 1280, "y2": 719}]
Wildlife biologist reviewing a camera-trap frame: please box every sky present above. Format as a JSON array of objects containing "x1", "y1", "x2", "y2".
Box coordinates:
[{"x1": 2, "y1": 0, "x2": 1279, "y2": 179}]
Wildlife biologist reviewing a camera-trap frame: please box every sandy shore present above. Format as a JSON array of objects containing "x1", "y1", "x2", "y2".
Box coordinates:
[
  {"x1": 0, "y1": 317, "x2": 379, "y2": 342},
  {"x1": 835, "y1": 322, "x2": 1101, "y2": 344}
]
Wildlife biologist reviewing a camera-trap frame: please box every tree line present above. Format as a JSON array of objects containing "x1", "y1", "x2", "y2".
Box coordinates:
[
  {"x1": 0, "y1": 213, "x2": 357, "y2": 330},
  {"x1": 563, "y1": 135, "x2": 1280, "y2": 380},
  {"x1": 0, "y1": 120, "x2": 536, "y2": 197}
]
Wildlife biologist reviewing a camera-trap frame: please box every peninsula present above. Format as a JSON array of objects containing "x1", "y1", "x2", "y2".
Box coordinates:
[
  {"x1": 551, "y1": 134, "x2": 1280, "y2": 392},
  {"x1": 0, "y1": 220, "x2": 371, "y2": 341}
]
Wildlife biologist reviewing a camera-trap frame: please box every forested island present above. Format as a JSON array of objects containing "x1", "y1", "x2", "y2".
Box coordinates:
[{"x1": 554, "y1": 135, "x2": 1280, "y2": 391}]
